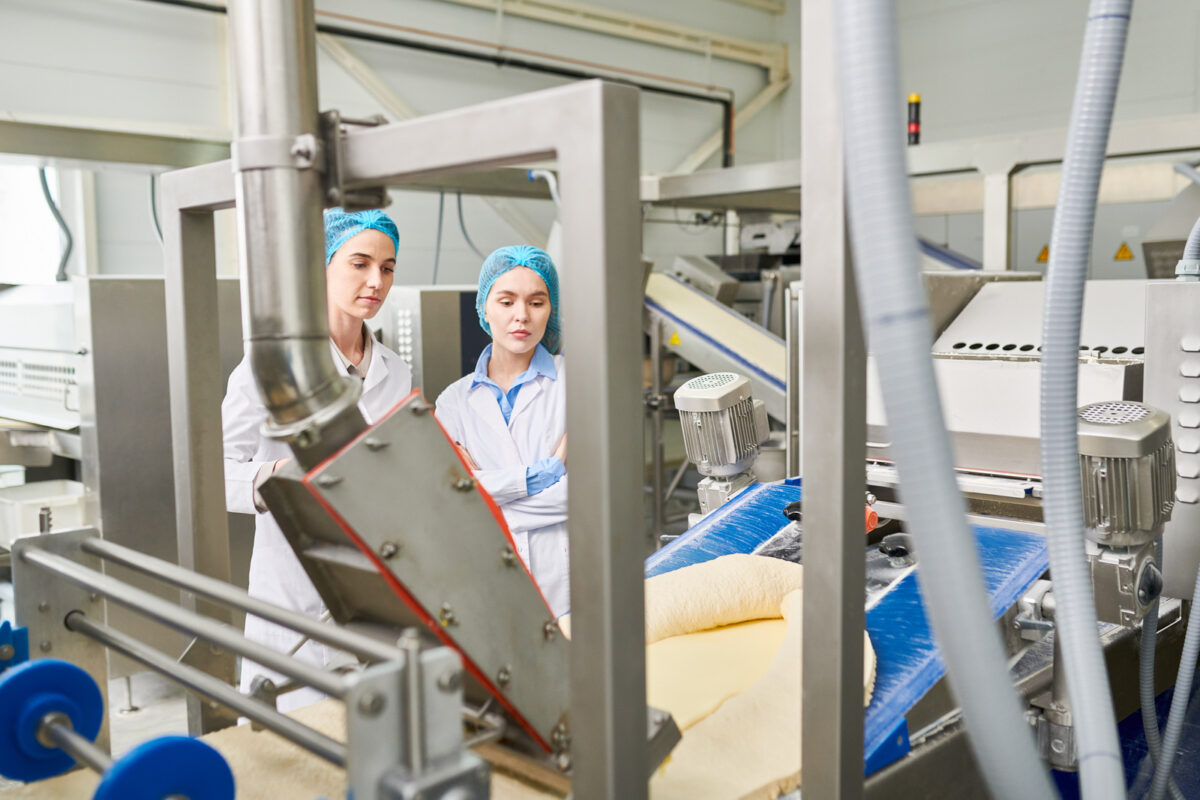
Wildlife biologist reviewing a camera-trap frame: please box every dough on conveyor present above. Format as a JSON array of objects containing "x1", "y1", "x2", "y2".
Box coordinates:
[
  {"x1": 644, "y1": 554, "x2": 803, "y2": 644},
  {"x1": 652, "y1": 589, "x2": 875, "y2": 799},
  {"x1": 643, "y1": 554, "x2": 876, "y2": 800}
]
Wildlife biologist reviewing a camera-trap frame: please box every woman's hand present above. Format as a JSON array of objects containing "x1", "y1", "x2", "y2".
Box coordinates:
[{"x1": 552, "y1": 433, "x2": 567, "y2": 467}]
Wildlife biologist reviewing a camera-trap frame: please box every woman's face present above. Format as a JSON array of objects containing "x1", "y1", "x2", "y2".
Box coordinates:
[
  {"x1": 326, "y1": 229, "x2": 396, "y2": 322},
  {"x1": 483, "y1": 267, "x2": 551, "y2": 357}
]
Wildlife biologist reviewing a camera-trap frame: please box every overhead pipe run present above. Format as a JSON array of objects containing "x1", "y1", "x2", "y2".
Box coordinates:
[
  {"x1": 137, "y1": 0, "x2": 736, "y2": 168},
  {"x1": 227, "y1": 0, "x2": 367, "y2": 468}
]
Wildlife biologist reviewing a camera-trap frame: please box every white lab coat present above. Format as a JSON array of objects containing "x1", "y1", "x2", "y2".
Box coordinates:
[
  {"x1": 222, "y1": 338, "x2": 411, "y2": 712},
  {"x1": 435, "y1": 354, "x2": 570, "y2": 617}
]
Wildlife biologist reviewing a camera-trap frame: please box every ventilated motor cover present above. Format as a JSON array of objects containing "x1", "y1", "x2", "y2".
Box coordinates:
[
  {"x1": 675, "y1": 373, "x2": 768, "y2": 477},
  {"x1": 1078, "y1": 401, "x2": 1176, "y2": 547}
]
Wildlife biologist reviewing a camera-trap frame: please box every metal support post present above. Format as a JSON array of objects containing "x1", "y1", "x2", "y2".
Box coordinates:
[
  {"x1": 160, "y1": 171, "x2": 237, "y2": 735},
  {"x1": 649, "y1": 319, "x2": 666, "y2": 540},
  {"x1": 784, "y1": 284, "x2": 801, "y2": 477},
  {"x1": 558, "y1": 85, "x2": 649, "y2": 798},
  {"x1": 982, "y1": 168, "x2": 1015, "y2": 271},
  {"x1": 800, "y1": 0, "x2": 867, "y2": 797}
]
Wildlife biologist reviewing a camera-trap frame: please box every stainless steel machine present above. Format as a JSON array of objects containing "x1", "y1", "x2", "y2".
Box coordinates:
[
  {"x1": 372, "y1": 285, "x2": 493, "y2": 403},
  {"x1": 0, "y1": 277, "x2": 251, "y2": 679}
]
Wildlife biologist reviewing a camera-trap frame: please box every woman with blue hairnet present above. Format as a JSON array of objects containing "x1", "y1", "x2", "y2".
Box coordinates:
[
  {"x1": 222, "y1": 208, "x2": 411, "y2": 711},
  {"x1": 436, "y1": 245, "x2": 571, "y2": 617}
]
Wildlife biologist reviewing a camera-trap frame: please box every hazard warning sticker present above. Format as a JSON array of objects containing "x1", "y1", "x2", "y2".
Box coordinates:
[
  {"x1": 1037, "y1": 245, "x2": 1049, "y2": 263},
  {"x1": 668, "y1": 331, "x2": 682, "y2": 347},
  {"x1": 1114, "y1": 242, "x2": 1134, "y2": 261}
]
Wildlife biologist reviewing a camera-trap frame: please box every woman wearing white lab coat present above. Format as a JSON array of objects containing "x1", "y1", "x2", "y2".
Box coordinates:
[
  {"x1": 435, "y1": 245, "x2": 570, "y2": 618},
  {"x1": 222, "y1": 208, "x2": 411, "y2": 712}
]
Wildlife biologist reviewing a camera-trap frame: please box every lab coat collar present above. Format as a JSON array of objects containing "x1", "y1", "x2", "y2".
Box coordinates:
[
  {"x1": 466, "y1": 381, "x2": 522, "y2": 456},
  {"x1": 361, "y1": 332, "x2": 389, "y2": 394},
  {"x1": 329, "y1": 326, "x2": 389, "y2": 395},
  {"x1": 470, "y1": 343, "x2": 557, "y2": 389}
]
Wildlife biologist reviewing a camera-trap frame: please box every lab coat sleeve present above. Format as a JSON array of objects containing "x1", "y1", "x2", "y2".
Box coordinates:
[
  {"x1": 472, "y1": 467, "x2": 532, "y2": 506},
  {"x1": 502, "y1": 475, "x2": 569, "y2": 532},
  {"x1": 433, "y1": 388, "x2": 464, "y2": 446},
  {"x1": 435, "y1": 383, "x2": 530, "y2": 504},
  {"x1": 222, "y1": 362, "x2": 275, "y2": 515}
]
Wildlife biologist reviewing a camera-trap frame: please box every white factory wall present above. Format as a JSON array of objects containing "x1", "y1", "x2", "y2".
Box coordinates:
[
  {"x1": 5, "y1": 1, "x2": 1196, "y2": 285},
  {"x1": 900, "y1": 0, "x2": 1200, "y2": 277},
  {"x1": 0, "y1": 0, "x2": 796, "y2": 284},
  {"x1": 898, "y1": 0, "x2": 1200, "y2": 143}
]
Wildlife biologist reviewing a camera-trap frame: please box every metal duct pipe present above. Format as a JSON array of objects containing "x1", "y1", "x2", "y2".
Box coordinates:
[{"x1": 228, "y1": 0, "x2": 366, "y2": 468}]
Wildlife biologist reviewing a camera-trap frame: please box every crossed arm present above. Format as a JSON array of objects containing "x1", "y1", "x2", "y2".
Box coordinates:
[{"x1": 455, "y1": 435, "x2": 568, "y2": 531}]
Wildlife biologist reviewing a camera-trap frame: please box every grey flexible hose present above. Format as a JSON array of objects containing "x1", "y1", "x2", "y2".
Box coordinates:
[
  {"x1": 1182, "y1": 214, "x2": 1200, "y2": 261},
  {"x1": 1173, "y1": 162, "x2": 1200, "y2": 190},
  {"x1": 1039, "y1": 3, "x2": 1131, "y2": 795},
  {"x1": 38, "y1": 167, "x2": 73, "y2": 282},
  {"x1": 1149, "y1": 562, "x2": 1200, "y2": 800},
  {"x1": 1138, "y1": 541, "x2": 1185, "y2": 800},
  {"x1": 431, "y1": 191, "x2": 445, "y2": 284},
  {"x1": 833, "y1": 2, "x2": 1054, "y2": 798},
  {"x1": 456, "y1": 192, "x2": 485, "y2": 259},
  {"x1": 149, "y1": 173, "x2": 164, "y2": 246}
]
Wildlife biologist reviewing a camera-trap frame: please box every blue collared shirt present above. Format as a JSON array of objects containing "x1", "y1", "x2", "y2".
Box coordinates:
[
  {"x1": 471, "y1": 343, "x2": 557, "y2": 424},
  {"x1": 472, "y1": 343, "x2": 564, "y2": 495}
]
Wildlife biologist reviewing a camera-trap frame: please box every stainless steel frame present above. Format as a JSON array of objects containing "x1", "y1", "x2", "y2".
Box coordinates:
[
  {"x1": 13, "y1": 528, "x2": 486, "y2": 797},
  {"x1": 800, "y1": 1, "x2": 867, "y2": 796},
  {"x1": 161, "y1": 79, "x2": 645, "y2": 797}
]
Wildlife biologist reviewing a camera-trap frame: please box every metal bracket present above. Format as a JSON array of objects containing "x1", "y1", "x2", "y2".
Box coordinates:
[
  {"x1": 319, "y1": 110, "x2": 390, "y2": 211},
  {"x1": 231, "y1": 133, "x2": 325, "y2": 172},
  {"x1": 11, "y1": 529, "x2": 111, "y2": 754},
  {"x1": 346, "y1": 646, "x2": 486, "y2": 800},
  {"x1": 178, "y1": 636, "x2": 239, "y2": 733},
  {"x1": 1034, "y1": 714, "x2": 1077, "y2": 772},
  {"x1": 1015, "y1": 579, "x2": 1055, "y2": 642}
]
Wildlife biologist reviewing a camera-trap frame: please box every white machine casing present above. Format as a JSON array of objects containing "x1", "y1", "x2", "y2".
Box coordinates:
[{"x1": 675, "y1": 372, "x2": 769, "y2": 477}]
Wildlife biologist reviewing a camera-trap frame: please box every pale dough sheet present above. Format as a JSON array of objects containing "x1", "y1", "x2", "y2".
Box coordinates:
[
  {"x1": 647, "y1": 619, "x2": 787, "y2": 730},
  {"x1": 643, "y1": 555, "x2": 875, "y2": 800},
  {"x1": 559, "y1": 554, "x2": 804, "y2": 644},
  {"x1": 651, "y1": 590, "x2": 876, "y2": 800}
]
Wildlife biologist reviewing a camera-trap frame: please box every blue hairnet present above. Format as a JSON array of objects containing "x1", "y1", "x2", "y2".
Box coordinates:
[
  {"x1": 476, "y1": 245, "x2": 561, "y2": 354},
  {"x1": 324, "y1": 207, "x2": 400, "y2": 265}
]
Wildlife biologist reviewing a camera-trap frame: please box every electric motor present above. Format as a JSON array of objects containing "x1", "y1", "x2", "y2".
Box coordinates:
[
  {"x1": 1077, "y1": 401, "x2": 1176, "y2": 547},
  {"x1": 675, "y1": 373, "x2": 768, "y2": 477}
]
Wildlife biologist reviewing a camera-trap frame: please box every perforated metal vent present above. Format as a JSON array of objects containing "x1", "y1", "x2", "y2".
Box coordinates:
[
  {"x1": 0, "y1": 359, "x2": 76, "y2": 400},
  {"x1": 1079, "y1": 402, "x2": 1150, "y2": 425},
  {"x1": 945, "y1": 342, "x2": 1143, "y2": 357},
  {"x1": 681, "y1": 372, "x2": 739, "y2": 391}
]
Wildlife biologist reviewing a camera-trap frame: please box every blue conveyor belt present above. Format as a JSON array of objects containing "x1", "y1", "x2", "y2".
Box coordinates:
[{"x1": 644, "y1": 480, "x2": 1049, "y2": 775}]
